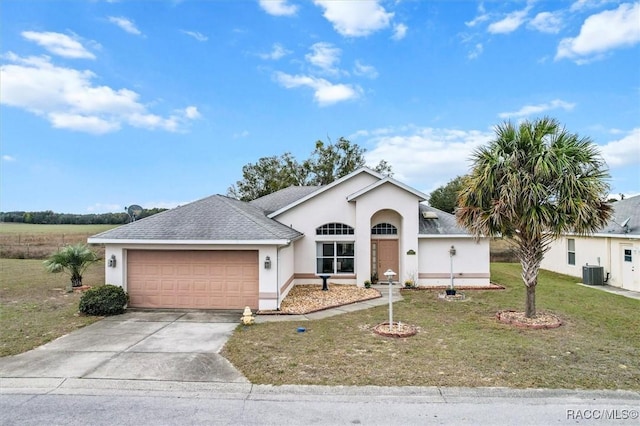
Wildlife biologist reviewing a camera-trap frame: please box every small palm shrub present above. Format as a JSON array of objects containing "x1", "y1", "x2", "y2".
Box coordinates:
[{"x1": 79, "y1": 285, "x2": 128, "y2": 316}]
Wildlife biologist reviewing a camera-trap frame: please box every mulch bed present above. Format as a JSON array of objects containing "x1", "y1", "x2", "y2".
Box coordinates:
[
  {"x1": 401, "y1": 283, "x2": 505, "y2": 291},
  {"x1": 496, "y1": 310, "x2": 563, "y2": 329},
  {"x1": 259, "y1": 284, "x2": 381, "y2": 315}
]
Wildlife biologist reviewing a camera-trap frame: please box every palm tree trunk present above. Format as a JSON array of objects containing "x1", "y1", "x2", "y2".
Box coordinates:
[
  {"x1": 525, "y1": 284, "x2": 536, "y2": 318},
  {"x1": 71, "y1": 275, "x2": 82, "y2": 287},
  {"x1": 519, "y1": 240, "x2": 542, "y2": 318}
]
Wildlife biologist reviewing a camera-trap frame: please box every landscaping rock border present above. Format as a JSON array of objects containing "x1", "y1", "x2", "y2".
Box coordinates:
[
  {"x1": 496, "y1": 310, "x2": 563, "y2": 329},
  {"x1": 373, "y1": 321, "x2": 418, "y2": 338}
]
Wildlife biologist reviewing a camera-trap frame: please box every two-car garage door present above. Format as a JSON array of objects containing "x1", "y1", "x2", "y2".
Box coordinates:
[{"x1": 127, "y1": 250, "x2": 259, "y2": 309}]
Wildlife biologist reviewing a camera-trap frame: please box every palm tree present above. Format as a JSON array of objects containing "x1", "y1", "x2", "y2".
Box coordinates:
[
  {"x1": 457, "y1": 117, "x2": 612, "y2": 318},
  {"x1": 44, "y1": 244, "x2": 99, "y2": 291}
]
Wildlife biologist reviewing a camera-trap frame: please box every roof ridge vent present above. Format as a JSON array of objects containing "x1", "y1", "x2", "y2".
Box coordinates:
[{"x1": 422, "y1": 211, "x2": 438, "y2": 219}]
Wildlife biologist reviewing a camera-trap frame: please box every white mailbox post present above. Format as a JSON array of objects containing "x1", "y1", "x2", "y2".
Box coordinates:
[{"x1": 384, "y1": 269, "x2": 396, "y2": 328}]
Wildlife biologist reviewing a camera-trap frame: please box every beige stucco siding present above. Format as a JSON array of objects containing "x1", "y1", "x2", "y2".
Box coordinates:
[
  {"x1": 542, "y1": 236, "x2": 640, "y2": 291},
  {"x1": 352, "y1": 182, "x2": 421, "y2": 285},
  {"x1": 274, "y1": 177, "x2": 423, "y2": 286},
  {"x1": 541, "y1": 236, "x2": 608, "y2": 278},
  {"x1": 418, "y1": 237, "x2": 490, "y2": 286},
  {"x1": 277, "y1": 241, "x2": 296, "y2": 305},
  {"x1": 274, "y1": 173, "x2": 376, "y2": 280}
]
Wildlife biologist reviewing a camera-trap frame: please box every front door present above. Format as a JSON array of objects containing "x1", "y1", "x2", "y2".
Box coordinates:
[
  {"x1": 373, "y1": 239, "x2": 399, "y2": 283},
  {"x1": 621, "y1": 244, "x2": 634, "y2": 289}
]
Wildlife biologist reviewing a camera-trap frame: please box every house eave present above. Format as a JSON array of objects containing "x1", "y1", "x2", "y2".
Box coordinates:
[
  {"x1": 267, "y1": 167, "x2": 384, "y2": 218},
  {"x1": 87, "y1": 238, "x2": 294, "y2": 246},
  {"x1": 561, "y1": 232, "x2": 640, "y2": 240},
  {"x1": 418, "y1": 234, "x2": 481, "y2": 239},
  {"x1": 347, "y1": 177, "x2": 428, "y2": 202}
]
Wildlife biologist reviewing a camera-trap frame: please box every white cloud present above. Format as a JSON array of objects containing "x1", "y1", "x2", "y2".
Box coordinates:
[
  {"x1": 556, "y1": 2, "x2": 640, "y2": 63},
  {"x1": 233, "y1": 130, "x2": 250, "y2": 139},
  {"x1": 183, "y1": 106, "x2": 201, "y2": 119},
  {"x1": 600, "y1": 128, "x2": 640, "y2": 168},
  {"x1": 181, "y1": 30, "x2": 208, "y2": 42},
  {"x1": 569, "y1": 0, "x2": 611, "y2": 12},
  {"x1": 2, "y1": 155, "x2": 17, "y2": 162},
  {"x1": 259, "y1": 43, "x2": 290, "y2": 60},
  {"x1": 362, "y1": 126, "x2": 493, "y2": 192},
  {"x1": 86, "y1": 203, "x2": 123, "y2": 213},
  {"x1": 465, "y1": 2, "x2": 490, "y2": 27},
  {"x1": 528, "y1": 11, "x2": 563, "y2": 34},
  {"x1": 49, "y1": 112, "x2": 121, "y2": 134},
  {"x1": 498, "y1": 99, "x2": 576, "y2": 119},
  {"x1": 21, "y1": 31, "x2": 96, "y2": 59},
  {"x1": 313, "y1": 0, "x2": 393, "y2": 37},
  {"x1": 0, "y1": 53, "x2": 199, "y2": 134},
  {"x1": 488, "y1": 5, "x2": 532, "y2": 34},
  {"x1": 108, "y1": 16, "x2": 142, "y2": 35},
  {"x1": 353, "y1": 60, "x2": 378, "y2": 79},
  {"x1": 274, "y1": 72, "x2": 360, "y2": 106},
  {"x1": 468, "y1": 43, "x2": 483, "y2": 60},
  {"x1": 392, "y1": 23, "x2": 408, "y2": 40},
  {"x1": 305, "y1": 42, "x2": 341, "y2": 74},
  {"x1": 258, "y1": 0, "x2": 298, "y2": 16}
]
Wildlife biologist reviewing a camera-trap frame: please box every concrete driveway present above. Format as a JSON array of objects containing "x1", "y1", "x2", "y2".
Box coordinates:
[{"x1": 0, "y1": 311, "x2": 248, "y2": 383}]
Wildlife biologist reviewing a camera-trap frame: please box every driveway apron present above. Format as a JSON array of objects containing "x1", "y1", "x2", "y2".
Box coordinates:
[{"x1": 0, "y1": 311, "x2": 248, "y2": 383}]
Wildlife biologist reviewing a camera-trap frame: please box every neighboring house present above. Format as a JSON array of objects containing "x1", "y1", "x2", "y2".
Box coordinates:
[
  {"x1": 88, "y1": 168, "x2": 489, "y2": 311},
  {"x1": 540, "y1": 195, "x2": 640, "y2": 292}
]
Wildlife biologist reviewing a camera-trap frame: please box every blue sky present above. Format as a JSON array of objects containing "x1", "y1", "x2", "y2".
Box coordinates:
[{"x1": 1, "y1": 0, "x2": 639, "y2": 214}]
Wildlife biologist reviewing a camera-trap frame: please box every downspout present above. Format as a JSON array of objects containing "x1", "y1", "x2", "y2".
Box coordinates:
[{"x1": 276, "y1": 245, "x2": 281, "y2": 311}]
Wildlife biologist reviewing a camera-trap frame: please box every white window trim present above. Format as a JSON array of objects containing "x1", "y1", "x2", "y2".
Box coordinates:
[
  {"x1": 316, "y1": 241, "x2": 355, "y2": 275},
  {"x1": 567, "y1": 238, "x2": 576, "y2": 266}
]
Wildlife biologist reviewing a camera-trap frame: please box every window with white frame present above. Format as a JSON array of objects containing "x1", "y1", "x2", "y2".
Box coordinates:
[
  {"x1": 567, "y1": 238, "x2": 576, "y2": 265},
  {"x1": 316, "y1": 223, "x2": 354, "y2": 235},
  {"x1": 316, "y1": 242, "x2": 355, "y2": 274},
  {"x1": 371, "y1": 223, "x2": 398, "y2": 235}
]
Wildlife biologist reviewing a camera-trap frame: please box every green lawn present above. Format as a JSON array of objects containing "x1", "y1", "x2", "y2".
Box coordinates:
[
  {"x1": 0, "y1": 223, "x2": 116, "y2": 259},
  {"x1": 223, "y1": 263, "x2": 640, "y2": 389},
  {"x1": 0, "y1": 258, "x2": 105, "y2": 357},
  {"x1": 0, "y1": 223, "x2": 117, "y2": 235}
]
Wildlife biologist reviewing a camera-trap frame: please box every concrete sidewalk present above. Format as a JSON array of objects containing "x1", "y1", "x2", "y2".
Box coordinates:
[{"x1": 577, "y1": 283, "x2": 640, "y2": 300}]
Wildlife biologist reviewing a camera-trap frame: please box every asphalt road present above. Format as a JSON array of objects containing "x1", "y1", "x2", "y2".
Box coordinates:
[{"x1": 2, "y1": 381, "x2": 639, "y2": 425}]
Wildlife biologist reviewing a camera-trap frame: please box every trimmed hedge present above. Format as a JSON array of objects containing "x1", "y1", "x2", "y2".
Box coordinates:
[{"x1": 79, "y1": 284, "x2": 128, "y2": 316}]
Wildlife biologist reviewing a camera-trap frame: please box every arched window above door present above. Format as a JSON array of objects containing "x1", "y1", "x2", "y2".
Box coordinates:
[
  {"x1": 371, "y1": 223, "x2": 398, "y2": 235},
  {"x1": 316, "y1": 223, "x2": 354, "y2": 235}
]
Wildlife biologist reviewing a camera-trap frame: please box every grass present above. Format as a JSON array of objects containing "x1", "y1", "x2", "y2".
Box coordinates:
[
  {"x1": 0, "y1": 223, "x2": 117, "y2": 234},
  {"x1": 223, "y1": 263, "x2": 640, "y2": 389},
  {"x1": 0, "y1": 223, "x2": 116, "y2": 259},
  {"x1": 0, "y1": 258, "x2": 105, "y2": 357}
]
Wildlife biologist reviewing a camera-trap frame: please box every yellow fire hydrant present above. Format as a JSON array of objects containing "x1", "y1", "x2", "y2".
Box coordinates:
[{"x1": 241, "y1": 306, "x2": 255, "y2": 325}]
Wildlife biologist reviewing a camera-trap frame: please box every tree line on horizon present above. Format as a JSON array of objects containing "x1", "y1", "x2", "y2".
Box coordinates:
[{"x1": 0, "y1": 208, "x2": 167, "y2": 225}]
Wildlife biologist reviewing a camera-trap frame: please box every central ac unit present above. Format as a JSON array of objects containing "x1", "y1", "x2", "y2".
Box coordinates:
[{"x1": 582, "y1": 265, "x2": 604, "y2": 285}]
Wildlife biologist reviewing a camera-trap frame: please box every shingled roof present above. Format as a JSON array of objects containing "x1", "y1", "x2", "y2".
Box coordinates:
[
  {"x1": 418, "y1": 204, "x2": 468, "y2": 235},
  {"x1": 250, "y1": 186, "x2": 321, "y2": 215},
  {"x1": 89, "y1": 195, "x2": 302, "y2": 242},
  {"x1": 599, "y1": 195, "x2": 640, "y2": 236}
]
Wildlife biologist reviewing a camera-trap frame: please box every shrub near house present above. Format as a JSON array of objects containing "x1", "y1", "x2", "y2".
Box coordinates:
[{"x1": 79, "y1": 285, "x2": 128, "y2": 316}]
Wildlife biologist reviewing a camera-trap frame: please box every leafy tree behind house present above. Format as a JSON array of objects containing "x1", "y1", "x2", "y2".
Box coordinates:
[
  {"x1": 456, "y1": 117, "x2": 611, "y2": 318},
  {"x1": 0, "y1": 208, "x2": 166, "y2": 224},
  {"x1": 44, "y1": 244, "x2": 100, "y2": 290},
  {"x1": 228, "y1": 137, "x2": 393, "y2": 201},
  {"x1": 428, "y1": 175, "x2": 466, "y2": 214}
]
